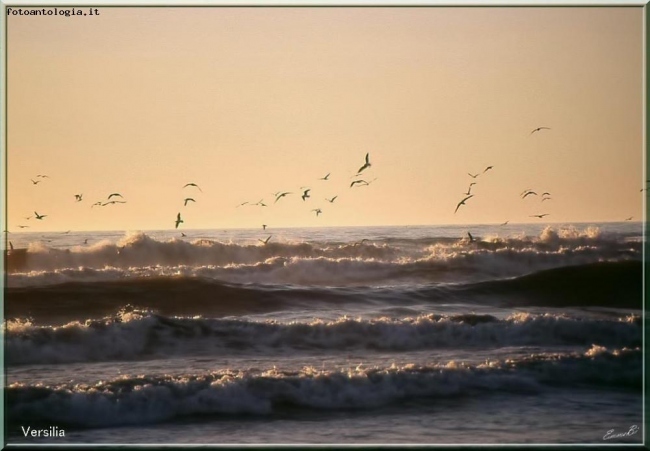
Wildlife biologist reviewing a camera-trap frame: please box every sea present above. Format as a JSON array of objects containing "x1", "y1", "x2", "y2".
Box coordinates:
[{"x1": 4, "y1": 222, "x2": 644, "y2": 445}]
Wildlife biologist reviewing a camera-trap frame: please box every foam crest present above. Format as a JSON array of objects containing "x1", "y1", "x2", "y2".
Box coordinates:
[
  {"x1": 7, "y1": 311, "x2": 640, "y2": 365},
  {"x1": 7, "y1": 348, "x2": 640, "y2": 427},
  {"x1": 8, "y1": 228, "x2": 639, "y2": 279}
]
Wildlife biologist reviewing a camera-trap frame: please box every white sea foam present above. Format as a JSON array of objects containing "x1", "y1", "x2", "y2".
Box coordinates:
[
  {"x1": 8, "y1": 347, "x2": 640, "y2": 427},
  {"x1": 6, "y1": 311, "x2": 640, "y2": 365}
]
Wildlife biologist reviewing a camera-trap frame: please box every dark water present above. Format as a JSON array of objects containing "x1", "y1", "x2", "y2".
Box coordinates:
[{"x1": 5, "y1": 223, "x2": 644, "y2": 444}]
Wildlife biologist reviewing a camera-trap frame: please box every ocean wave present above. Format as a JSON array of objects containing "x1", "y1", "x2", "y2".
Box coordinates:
[
  {"x1": 6, "y1": 310, "x2": 640, "y2": 365},
  {"x1": 6, "y1": 260, "x2": 642, "y2": 323},
  {"x1": 6, "y1": 227, "x2": 640, "y2": 287},
  {"x1": 7, "y1": 346, "x2": 641, "y2": 427}
]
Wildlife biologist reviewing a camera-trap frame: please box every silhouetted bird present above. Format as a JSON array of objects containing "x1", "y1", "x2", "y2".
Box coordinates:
[
  {"x1": 183, "y1": 183, "x2": 202, "y2": 192},
  {"x1": 454, "y1": 195, "x2": 473, "y2": 214}
]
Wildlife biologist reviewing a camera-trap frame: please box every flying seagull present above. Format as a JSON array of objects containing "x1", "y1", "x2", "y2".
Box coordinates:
[
  {"x1": 522, "y1": 191, "x2": 538, "y2": 199},
  {"x1": 530, "y1": 214, "x2": 550, "y2": 219},
  {"x1": 236, "y1": 202, "x2": 249, "y2": 208},
  {"x1": 350, "y1": 180, "x2": 369, "y2": 188},
  {"x1": 91, "y1": 201, "x2": 102, "y2": 208},
  {"x1": 357, "y1": 153, "x2": 371, "y2": 174},
  {"x1": 183, "y1": 183, "x2": 203, "y2": 192},
  {"x1": 326, "y1": 196, "x2": 338, "y2": 203},
  {"x1": 184, "y1": 198, "x2": 196, "y2": 206},
  {"x1": 319, "y1": 173, "x2": 330, "y2": 180},
  {"x1": 312, "y1": 208, "x2": 322, "y2": 216},
  {"x1": 102, "y1": 201, "x2": 126, "y2": 206},
  {"x1": 483, "y1": 166, "x2": 493, "y2": 173},
  {"x1": 302, "y1": 189, "x2": 311, "y2": 201},
  {"x1": 531, "y1": 127, "x2": 551, "y2": 135},
  {"x1": 258, "y1": 235, "x2": 272, "y2": 245},
  {"x1": 34, "y1": 211, "x2": 47, "y2": 220},
  {"x1": 36, "y1": 175, "x2": 49, "y2": 178},
  {"x1": 255, "y1": 200, "x2": 267, "y2": 207},
  {"x1": 541, "y1": 192, "x2": 551, "y2": 197},
  {"x1": 467, "y1": 232, "x2": 475, "y2": 243},
  {"x1": 107, "y1": 193, "x2": 123, "y2": 200},
  {"x1": 501, "y1": 220, "x2": 509, "y2": 226},
  {"x1": 262, "y1": 224, "x2": 267, "y2": 230},
  {"x1": 468, "y1": 173, "x2": 479, "y2": 179},
  {"x1": 454, "y1": 195, "x2": 473, "y2": 214},
  {"x1": 17, "y1": 225, "x2": 29, "y2": 229},
  {"x1": 24, "y1": 216, "x2": 32, "y2": 220},
  {"x1": 463, "y1": 183, "x2": 476, "y2": 196},
  {"x1": 74, "y1": 194, "x2": 83, "y2": 202},
  {"x1": 541, "y1": 197, "x2": 552, "y2": 202},
  {"x1": 274, "y1": 192, "x2": 292, "y2": 203},
  {"x1": 625, "y1": 217, "x2": 633, "y2": 221},
  {"x1": 31, "y1": 179, "x2": 41, "y2": 185},
  {"x1": 175, "y1": 212, "x2": 183, "y2": 229},
  {"x1": 181, "y1": 232, "x2": 187, "y2": 237}
]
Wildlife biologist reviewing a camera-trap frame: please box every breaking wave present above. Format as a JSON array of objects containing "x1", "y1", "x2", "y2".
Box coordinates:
[
  {"x1": 7, "y1": 346, "x2": 641, "y2": 428},
  {"x1": 6, "y1": 310, "x2": 640, "y2": 365}
]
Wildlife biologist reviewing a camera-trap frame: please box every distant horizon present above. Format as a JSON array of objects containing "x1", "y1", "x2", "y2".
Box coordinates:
[{"x1": 3, "y1": 219, "x2": 643, "y2": 235}]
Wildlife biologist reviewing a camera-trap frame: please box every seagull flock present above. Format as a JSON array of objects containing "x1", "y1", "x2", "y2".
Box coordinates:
[
  {"x1": 12, "y1": 153, "x2": 378, "y2": 246},
  {"x1": 453, "y1": 128, "x2": 556, "y2": 227},
  {"x1": 11, "y1": 127, "x2": 642, "y2": 241},
  {"x1": 231, "y1": 152, "x2": 377, "y2": 244}
]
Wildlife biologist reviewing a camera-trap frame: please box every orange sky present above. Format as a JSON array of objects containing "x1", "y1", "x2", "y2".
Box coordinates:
[{"x1": 6, "y1": 7, "x2": 644, "y2": 231}]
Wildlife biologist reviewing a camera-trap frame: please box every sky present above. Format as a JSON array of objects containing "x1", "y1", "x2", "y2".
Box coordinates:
[{"x1": 6, "y1": 6, "x2": 644, "y2": 232}]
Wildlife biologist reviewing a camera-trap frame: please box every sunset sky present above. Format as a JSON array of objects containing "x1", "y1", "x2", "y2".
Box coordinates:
[{"x1": 6, "y1": 6, "x2": 644, "y2": 232}]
